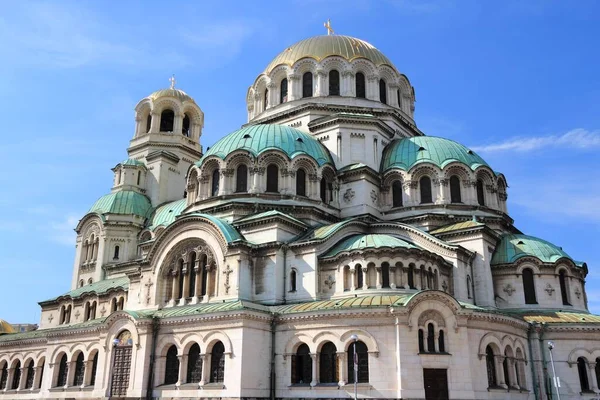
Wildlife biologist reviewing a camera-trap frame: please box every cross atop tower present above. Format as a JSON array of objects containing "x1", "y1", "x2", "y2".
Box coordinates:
[
  {"x1": 324, "y1": 19, "x2": 334, "y2": 35},
  {"x1": 169, "y1": 74, "x2": 176, "y2": 89}
]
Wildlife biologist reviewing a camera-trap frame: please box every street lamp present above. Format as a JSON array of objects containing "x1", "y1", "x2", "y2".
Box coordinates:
[
  {"x1": 350, "y1": 334, "x2": 358, "y2": 400},
  {"x1": 548, "y1": 341, "x2": 561, "y2": 400}
]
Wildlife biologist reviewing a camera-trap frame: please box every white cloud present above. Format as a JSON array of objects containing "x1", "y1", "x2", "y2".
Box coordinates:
[{"x1": 472, "y1": 128, "x2": 600, "y2": 153}]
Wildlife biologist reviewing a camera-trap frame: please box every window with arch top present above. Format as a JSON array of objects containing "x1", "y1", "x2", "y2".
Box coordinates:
[
  {"x1": 296, "y1": 168, "x2": 306, "y2": 196},
  {"x1": 211, "y1": 169, "x2": 220, "y2": 197},
  {"x1": 266, "y1": 164, "x2": 279, "y2": 193},
  {"x1": 347, "y1": 340, "x2": 369, "y2": 383},
  {"x1": 11, "y1": 360, "x2": 21, "y2": 390},
  {"x1": 485, "y1": 345, "x2": 497, "y2": 387},
  {"x1": 320, "y1": 177, "x2": 329, "y2": 203},
  {"x1": 319, "y1": 342, "x2": 337, "y2": 383},
  {"x1": 24, "y1": 360, "x2": 34, "y2": 389},
  {"x1": 290, "y1": 269, "x2": 297, "y2": 292},
  {"x1": 420, "y1": 176, "x2": 433, "y2": 204},
  {"x1": 522, "y1": 268, "x2": 537, "y2": 304},
  {"x1": 113, "y1": 245, "x2": 120, "y2": 260},
  {"x1": 450, "y1": 175, "x2": 461, "y2": 203},
  {"x1": 355, "y1": 72, "x2": 366, "y2": 98},
  {"x1": 302, "y1": 72, "x2": 313, "y2": 98},
  {"x1": 164, "y1": 345, "x2": 179, "y2": 385},
  {"x1": 595, "y1": 357, "x2": 600, "y2": 391},
  {"x1": 56, "y1": 354, "x2": 68, "y2": 387},
  {"x1": 476, "y1": 179, "x2": 485, "y2": 206},
  {"x1": 90, "y1": 353, "x2": 98, "y2": 386},
  {"x1": 146, "y1": 114, "x2": 152, "y2": 133},
  {"x1": 210, "y1": 341, "x2": 225, "y2": 383},
  {"x1": 159, "y1": 109, "x2": 175, "y2": 132},
  {"x1": 187, "y1": 343, "x2": 203, "y2": 383},
  {"x1": 578, "y1": 357, "x2": 590, "y2": 392},
  {"x1": 426, "y1": 323, "x2": 435, "y2": 352},
  {"x1": 291, "y1": 343, "x2": 311, "y2": 384},
  {"x1": 559, "y1": 269, "x2": 570, "y2": 305},
  {"x1": 381, "y1": 263, "x2": 390, "y2": 288},
  {"x1": 280, "y1": 78, "x2": 288, "y2": 104},
  {"x1": 392, "y1": 180, "x2": 403, "y2": 207},
  {"x1": 236, "y1": 164, "x2": 248, "y2": 193},
  {"x1": 329, "y1": 70, "x2": 340, "y2": 96},
  {"x1": 73, "y1": 352, "x2": 85, "y2": 386},
  {"x1": 264, "y1": 89, "x2": 269, "y2": 111},
  {"x1": 379, "y1": 79, "x2": 387, "y2": 104},
  {"x1": 0, "y1": 362, "x2": 6, "y2": 390},
  {"x1": 182, "y1": 114, "x2": 190, "y2": 136}
]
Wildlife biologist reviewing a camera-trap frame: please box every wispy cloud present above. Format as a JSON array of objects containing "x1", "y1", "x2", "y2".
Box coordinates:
[
  {"x1": 472, "y1": 128, "x2": 600, "y2": 153},
  {"x1": 49, "y1": 215, "x2": 80, "y2": 246}
]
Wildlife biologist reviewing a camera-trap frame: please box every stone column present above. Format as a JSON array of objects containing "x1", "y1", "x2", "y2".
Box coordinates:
[
  {"x1": 388, "y1": 84, "x2": 399, "y2": 107},
  {"x1": 32, "y1": 365, "x2": 43, "y2": 390},
  {"x1": 66, "y1": 361, "x2": 77, "y2": 387},
  {"x1": 170, "y1": 271, "x2": 178, "y2": 305},
  {"x1": 83, "y1": 360, "x2": 94, "y2": 387},
  {"x1": 194, "y1": 264, "x2": 202, "y2": 300},
  {"x1": 199, "y1": 354, "x2": 207, "y2": 386},
  {"x1": 350, "y1": 266, "x2": 356, "y2": 291},
  {"x1": 337, "y1": 352, "x2": 347, "y2": 386},
  {"x1": 588, "y1": 362, "x2": 598, "y2": 392},
  {"x1": 341, "y1": 70, "x2": 353, "y2": 96},
  {"x1": 177, "y1": 355, "x2": 187, "y2": 386},
  {"x1": 367, "y1": 76, "x2": 378, "y2": 100},
  {"x1": 361, "y1": 266, "x2": 368, "y2": 290},
  {"x1": 310, "y1": 354, "x2": 318, "y2": 386},
  {"x1": 507, "y1": 358, "x2": 519, "y2": 389},
  {"x1": 390, "y1": 265, "x2": 397, "y2": 289},
  {"x1": 149, "y1": 112, "x2": 160, "y2": 133},
  {"x1": 495, "y1": 356, "x2": 508, "y2": 389},
  {"x1": 5, "y1": 367, "x2": 15, "y2": 390},
  {"x1": 315, "y1": 69, "x2": 326, "y2": 97},
  {"x1": 182, "y1": 261, "x2": 190, "y2": 299},
  {"x1": 173, "y1": 113, "x2": 183, "y2": 134},
  {"x1": 17, "y1": 366, "x2": 26, "y2": 390},
  {"x1": 217, "y1": 169, "x2": 226, "y2": 196},
  {"x1": 288, "y1": 74, "x2": 299, "y2": 101},
  {"x1": 375, "y1": 266, "x2": 382, "y2": 289}
]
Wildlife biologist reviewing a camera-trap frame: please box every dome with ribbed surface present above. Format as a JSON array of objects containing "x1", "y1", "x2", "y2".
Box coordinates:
[
  {"x1": 265, "y1": 35, "x2": 396, "y2": 74},
  {"x1": 491, "y1": 234, "x2": 577, "y2": 265},
  {"x1": 148, "y1": 88, "x2": 195, "y2": 103},
  {"x1": 381, "y1": 136, "x2": 489, "y2": 172},
  {"x1": 0, "y1": 319, "x2": 14, "y2": 334},
  {"x1": 322, "y1": 234, "x2": 420, "y2": 258},
  {"x1": 89, "y1": 190, "x2": 153, "y2": 218},
  {"x1": 198, "y1": 124, "x2": 334, "y2": 167}
]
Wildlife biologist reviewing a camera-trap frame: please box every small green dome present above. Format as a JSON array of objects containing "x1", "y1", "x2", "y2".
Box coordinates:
[
  {"x1": 322, "y1": 233, "x2": 420, "y2": 258},
  {"x1": 381, "y1": 136, "x2": 489, "y2": 172},
  {"x1": 491, "y1": 234, "x2": 575, "y2": 265},
  {"x1": 89, "y1": 190, "x2": 152, "y2": 218},
  {"x1": 198, "y1": 124, "x2": 334, "y2": 167},
  {"x1": 146, "y1": 199, "x2": 187, "y2": 230}
]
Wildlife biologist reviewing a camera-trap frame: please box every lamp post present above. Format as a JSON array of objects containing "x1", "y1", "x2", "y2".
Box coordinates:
[
  {"x1": 350, "y1": 334, "x2": 358, "y2": 400},
  {"x1": 548, "y1": 341, "x2": 561, "y2": 400}
]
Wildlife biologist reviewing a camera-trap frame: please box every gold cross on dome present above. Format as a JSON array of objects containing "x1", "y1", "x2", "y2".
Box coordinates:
[
  {"x1": 169, "y1": 74, "x2": 176, "y2": 89},
  {"x1": 324, "y1": 19, "x2": 334, "y2": 35}
]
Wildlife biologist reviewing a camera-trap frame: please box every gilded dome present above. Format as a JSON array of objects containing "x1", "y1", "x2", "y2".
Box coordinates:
[
  {"x1": 0, "y1": 319, "x2": 14, "y2": 334},
  {"x1": 264, "y1": 35, "x2": 396, "y2": 74},
  {"x1": 148, "y1": 88, "x2": 195, "y2": 103}
]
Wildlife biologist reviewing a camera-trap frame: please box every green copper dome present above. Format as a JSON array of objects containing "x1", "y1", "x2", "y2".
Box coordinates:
[
  {"x1": 491, "y1": 234, "x2": 576, "y2": 265},
  {"x1": 322, "y1": 233, "x2": 420, "y2": 258},
  {"x1": 198, "y1": 124, "x2": 334, "y2": 167},
  {"x1": 381, "y1": 136, "x2": 489, "y2": 172},
  {"x1": 89, "y1": 190, "x2": 152, "y2": 218}
]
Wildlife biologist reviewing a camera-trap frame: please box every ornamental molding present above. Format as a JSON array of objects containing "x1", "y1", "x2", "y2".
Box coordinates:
[
  {"x1": 343, "y1": 188, "x2": 355, "y2": 203},
  {"x1": 503, "y1": 284, "x2": 516, "y2": 296}
]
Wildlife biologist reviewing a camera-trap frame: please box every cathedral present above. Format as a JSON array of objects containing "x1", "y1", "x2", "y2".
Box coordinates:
[{"x1": 1, "y1": 28, "x2": 599, "y2": 400}]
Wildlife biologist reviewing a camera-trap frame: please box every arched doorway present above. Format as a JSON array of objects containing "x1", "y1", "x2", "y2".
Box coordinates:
[{"x1": 110, "y1": 330, "x2": 133, "y2": 397}]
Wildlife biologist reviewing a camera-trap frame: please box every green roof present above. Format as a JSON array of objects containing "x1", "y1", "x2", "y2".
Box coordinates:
[
  {"x1": 491, "y1": 234, "x2": 576, "y2": 265},
  {"x1": 296, "y1": 219, "x2": 354, "y2": 243},
  {"x1": 186, "y1": 213, "x2": 243, "y2": 243},
  {"x1": 322, "y1": 233, "x2": 420, "y2": 258},
  {"x1": 198, "y1": 124, "x2": 334, "y2": 167},
  {"x1": 146, "y1": 199, "x2": 187, "y2": 230},
  {"x1": 42, "y1": 277, "x2": 129, "y2": 303},
  {"x1": 120, "y1": 158, "x2": 145, "y2": 167},
  {"x1": 235, "y1": 210, "x2": 306, "y2": 227},
  {"x1": 514, "y1": 310, "x2": 600, "y2": 324},
  {"x1": 274, "y1": 295, "x2": 412, "y2": 314},
  {"x1": 430, "y1": 220, "x2": 485, "y2": 234},
  {"x1": 88, "y1": 190, "x2": 152, "y2": 218},
  {"x1": 381, "y1": 136, "x2": 489, "y2": 172}
]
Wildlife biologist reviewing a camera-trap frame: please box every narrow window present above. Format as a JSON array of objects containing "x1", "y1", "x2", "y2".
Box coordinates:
[
  {"x1": 211, "y1": 169, "x2": 220, "y2": 197},
  {"x1": 146, "y1": 114, "x2": 152, "y2": 133},
  {"x1": 90, "y1": 353, "x2": 98, "y2": 386},
  {"x1": 397, "y1": 89, "x2": 402, "y2": 108},
  {"x1": 319, "y1": 342, "x2": 337, "y2": 383},
  {"x1": 73, "y1": 353, "x2": 85, "y2": 386},
  {"x1": 189, "y1": 252, "x2": 197, "y2": 297},
  {"x1": 264, "y1": 89, "x2": 269, "y2": 111},
  {"x1": 117, "y1": 297, "x2": 124, "y2": 310},
  {"x1": 290, "y1": 270, "x2": 297, "y2": 292},
  {"x1": 302, "y1": 72, "x2": 313, "y2": 98},
  {"x1": 522, "y1": 268, "x2": 537, "y2": 304},
  {"x1": 24, "y1": 360, "x2": 34, "y2": 389},
  {"x1": 266, "y1": 164, "x2": 279, "y2": 193},
  {"x1": 113, "y1": 245, "x2": 120, "y2": 260},
  {"x1": 0, "y1": 362, "x2": 7, "y2": 390},
  {"x1": 347, "y1": 341, "x2": 369, "y2": 383},
  {"x1": 356, "y1": 265, "x2": 364, "y2": 289},
  {"x1": 438, "y1": 330, "x2": 445, "y2": 353},
  {"x1": 381, "y1": 263, "x2": 390, "y2": 288},
  {"x1": 164, "y1": 345, "x2": 179, "y2": 385},
  {"x1": 450, "y1": 175, "x2": 461, "y2": 203},
  {"x1": 296, "y1": 168, "x2": 306, "y2": 196},
  {"x1": 79, "y1": 279, "x2": 84, "y2": 288},
  {"x1": 292, "y1": 343, "x2": 311, "y2": 384},
  {"x1": 355, "y1": 72, "x2": 366, "y2": 98},
  {"x1": 595, "y1": 357, "x2": 600, "y2": 391},
  {"x1": 177, "y1": 259, "x2": 184, "y2": 300},
  {"x1": 559, "y1": 270, "x2": 570, "y2": 305},
  {"x1": 503, "y1": 354, "x2": 510, "y2": 387},
  {"x1": 329, "y1": 70, "x2": 340, "y2": 96},
  {"x1": 578, "y1": 357, "x2": 590, "y2": 392},
  {"x1": 418, "y1": 329, "x2": 425, "y2": 353},
  {"x1": 64, "y1": 305, "x2": 71, "y2": 324},
  {"x1": 392, "y1": 180, "x2": 403, "y2": 207},
  {"x1": 486, "y1": 346, "x2": 497, "y2": 387},
  {"x1": 137, "y1": 171, "x2": 141, "y2": 185},
  {"x1": 467, "y1": 275, "x2": 472, "y2": 299},
  {"x1": 159, "y1": 109, "x2": 174, "y2": 132},
  {"x1": 187, "y1": 344, "x2": 203, "y2": 384},
  {"x1": 11, "y1": 360, "x2": 21, "y2": 390},
  {"x1": 320, "y1": 177, "x2": 328, "y2": 203},
  {"x1": 379, "y1": 79, "x2": 387, "y2": 104},
  {"x1": 56, "y1": 354, "x2": 68, "y2": 387},
  {"x1": 111, "y1": 298, "x2": 117, "y2": 313},
  {"x1": 182, "y1": 114, "x2": 190, "y2": 136},
  {"x1": 408, "y1": 266, "x2": 415, "y2": 289},
  {"x1": 200, "y1": 255, "x2": 208, "y2": 296},
  {"x1": 476, "y1": 179, "x2": 485, "y2": 206},
  {"x1": 210, "y1": 341, "x2": 225, "y2": 383},
  {"x1": 280, "y1": 78, "x2": 288, "y2": 103},
  {"x1": 90, "y1": 301, "x2": 97, "y2": 320},
  {"x1": 236, "y1": 164, "x2": 248, "y2": 193},
  {"x1": 427, "y1": 323, "x2": 435, "y2": 352},
  {"x1": 420, "y1": 176, "x2": 432, "y2": 204}
]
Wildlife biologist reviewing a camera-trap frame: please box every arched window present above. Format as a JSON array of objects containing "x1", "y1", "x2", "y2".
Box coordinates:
[
  {"x1": 356, "y1": 265, "x2": 364, "y2": 289},
  {"x1": 24, "y1": 360, "x2": 34, "y2": 389},
  {"x1": 210, "y1": 341, "x2": 225, "y2": 383},
  {"x1": 348, "y1": 341, "x2": 369, "y2": 383},
  {"x1": 280, "y1": 78, "x2": 288, "y2": 104},
  {"x1": 476, "y1": 179, "x2": 485, "y2": 206},
  {"x1": 559, "y1": 269, "x2": 570, "y2": 305},
  {"x1": 420, "y1": 176, "x2": 432, "y2": 204},
  {"x1": 450, "y1": 176, "x2": 461, "y2": 203},
  {"x1": 595, "y1": 357, "x2": 600, "y2": 391},
  {"x1": 211, "y1": 169, "x2": 220, "y2": 197},
  {"x1": 266, "y1": 164, "x2": 279, "y2": 193},
  {"x1": 438, "y1": 330, "x2": 445, "y2": 353},
  {"x1": 90, "y1": 301, "x2": 97, "y2": 320},
  {"x1": 379, "y1": 79, "x2": 387, "y2": 104},
  {"x1": 290, "y1": 269, "x2": 297, "y2": 292},
  {"x1": 397, "y1": 89, "x2": 402, "y2": 109},
  {"x1": 64, "y1": 305, "x2": 71, "y2": 324},
  {"x1": 503, "y1": 353, "x2": 510, "y2": 387},
  {"x1": 408, "y1": 265, "x2": 415, "y2": 289},
  {"x1": 187, "y1": 344, "x2": 203, "y2": 384},
  {"x1": 427, "y1": 323, "x2": 435, "y2": 352},
  {"x1": 200, "y1": 255, "x2": 208, "y2": 296},
  {"x1": 427, "y1": 267, "x2": 433, "y2": 289},
  {"x1": 354, "y1": 72, "x2": 366, "y2": 99},
  {"x1": 164, "y1": 345, "x2": 179, "y2": 385},
  {"x1": 182, "y1": 114, "x2": 190, "y2": 136},
  {"x1": 0, "y1": 362, "x2": 7, "y2": 390},
  {"x1": 79, "y1": 279, "x2": 84, "y2": 288},
  {"x1": 329, "y1": 70, "x2": 340, "y2": 96},
  {"x1": 319, "y1": 342, "x2": 337, "y2": 383},
  {"x1": 320, "y1": 177, "x2": 328, "y2": 203},
  {"x1": 90, "y1": 353, "x2": 98, "y2": 386},
  {"x1": 236, "y1": 164, "x2": 248, "y2": 192},
  {"x1": 117, "y1": 297, "x2": 124, "y2": 310},
  {"x1": 113, "y1": 245, "x2": 120, "y2": 260},
  {"x1": 578, "y1": 357, "x2": 590, "y2": 392},
  {"x1": 146, "y1": 114, "x2": 152, "y2": 133},
  {"x1": 381, "y1": 263, "x2": 390, "y2": 288},
  {"x1": 292, "y1": 343, "x2": 311, "y2": 384},
  {"x1": 302, "y1": 72, "x2": 313, "y2": 98},
  {"x1": 189, "y1": 252, "x2": 197, "y2": 297},
  {"x1": 73, "y1": 352, "x2": 85, "y2": 386},
  {"x1": 56, "y1": 354, "x2": 68, "y2": 387},
  {"x1": 137, "y1": 171, "x2": 141, "y2": 185},
  {"x1": 467, "y1": 275, "x2": 472, "y2": 299},
  {"x1": 159, "y1": 109, "x2": 174, "y2": 132},
  {"x1": 264, "y1": 89, "x2": 269, "y2": 111},
  {"x1": 522, "y1": 268, "x2": 537, "y2": 304},
  {"x1": 296, "y1": 168, "x2": 306, "y2": 196},
  {"x1": 392, "y1": 180, "x2": 403, "y2": 207},
  {"x1": 11, "y1": 360, "x2": 21, "y2": 390},
  {"x1": 486, "y1": 345, "x2": 497, "y2": 387},
  {"x1": 111, "y1": 298, "x2": 117, "y2": 312},
  {"x1": 177, "y1": 259, "x2": 185, "y2": 300},
  {"x1": 418, "y1": 329, "x2": 425, "y2": 353}
]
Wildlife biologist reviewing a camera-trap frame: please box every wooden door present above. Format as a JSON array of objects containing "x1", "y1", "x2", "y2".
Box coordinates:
[{"x1": 423, "y1": 368, "x2": 449, "y2": 400}]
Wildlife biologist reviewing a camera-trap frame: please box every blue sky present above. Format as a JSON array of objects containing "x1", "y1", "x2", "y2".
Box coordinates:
[{"x1": 1, "y1": 0, "x2": 599, "y2": 323}]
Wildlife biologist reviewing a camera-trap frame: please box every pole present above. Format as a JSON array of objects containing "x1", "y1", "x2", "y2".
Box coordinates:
[{"x1": 548, "y1": 342, "x2": 561, "y2": 400}]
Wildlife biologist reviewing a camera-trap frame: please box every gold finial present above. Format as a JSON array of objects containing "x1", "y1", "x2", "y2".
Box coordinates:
[
  {"x1": 324, "y1": 19, "x2": 334, "y2": 35},
  {"x1": 169, "y1": 74, "x2": 176, "y2": 89}
]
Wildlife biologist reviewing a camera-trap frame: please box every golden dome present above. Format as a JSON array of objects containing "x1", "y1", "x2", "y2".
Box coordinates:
[
  {"x1": 264, "y1": 35, "x2": 396, "y2": 74},
  {"x1": 0, "y1": 319, "x2": 14, "y2": 334},
  {"x1": 148, "y1": 88, "x2": 195, "y2": 103}
]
